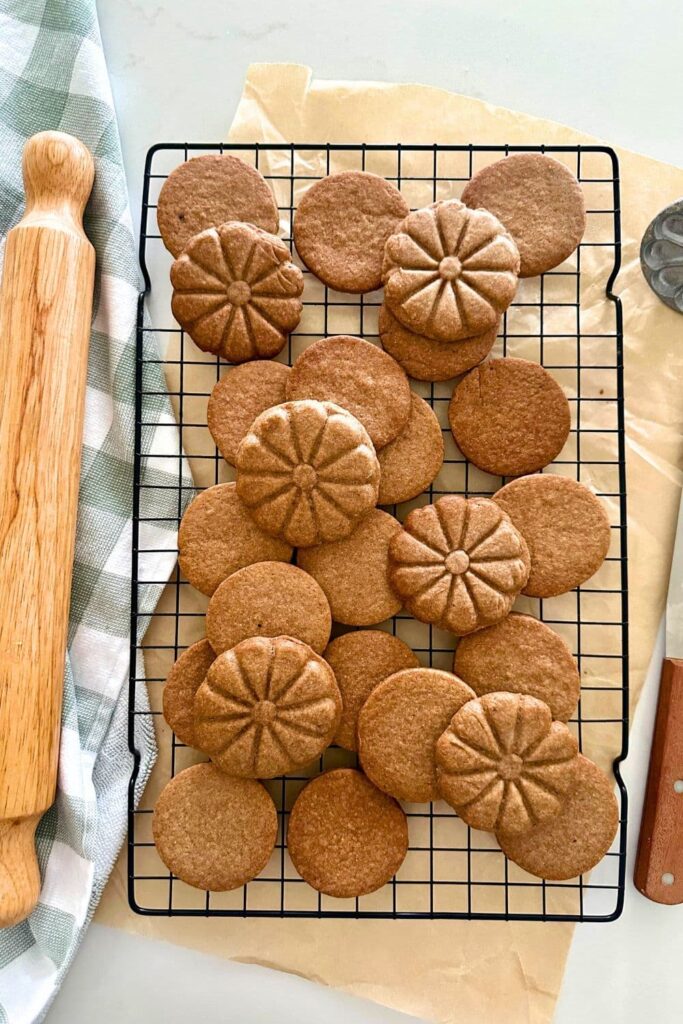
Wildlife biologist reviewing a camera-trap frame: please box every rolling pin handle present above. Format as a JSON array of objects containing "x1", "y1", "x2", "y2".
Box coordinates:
[{"x1": 22, "y1": 131, "x2": 95, "y2": 228}]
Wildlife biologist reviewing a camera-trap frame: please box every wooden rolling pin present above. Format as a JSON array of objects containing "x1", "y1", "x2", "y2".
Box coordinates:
[{"x1": 0, "y1": 132, "x2": 95, "y2": 927}]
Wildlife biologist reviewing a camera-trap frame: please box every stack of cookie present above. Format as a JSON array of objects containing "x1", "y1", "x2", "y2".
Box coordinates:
[{"x1": 150, "y1": 153, "x2": 618, "y2": 900}]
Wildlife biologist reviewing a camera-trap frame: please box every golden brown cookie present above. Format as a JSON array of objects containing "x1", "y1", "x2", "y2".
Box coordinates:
[
  {"x1": 194, "y1": 636, "x2": 341, "y2": 777},
  {"x1": 206, "y1": 561, "x2": 331, "y2": 654},
  {"x1": 436, "y1": 692, "x2": 579, "y2": 835},
  {"x1": 323, "y1": 630, "x2": 420, "y2": 750},
  {"x1": 377, "y1": 392, "x2": 444, "y2": 505},
  {"x1": 287, "y1": 768, "x2": 408, "y2": 897},
  {"x1": 162, "y1": 639, "x2": 216, "y2": 747},
  {"x1": 358, "y1": 668, "x2": 475, "y2": 802},
  {"x1": 497, "y1": 755, "x2": 619, "y2": 879},
  {"x1": 235, "y1": 399, "x2": 380, "y2": 547},
  {"x1": 293, "y1": 171, "x2": 409, "y2": 293},
  {"x1": 382, "y1": 199, "x2": 519, "y2": 342},
  {"x1": 494, "y1": 475, "x2": 611, "y2": 597},
  {"x1": 448, "y1": 358, "x2": 571, "y2": 477},
  {"x1": 171, "y1": 222, "x2": 303, "y2": 362},
  {"x1": 461, "y1": 153, "x2": 586, "y2": 277},
  {"x1": 177, "y1": 482, "x2": 293, "y2": 596},
  {"x1": 297, "y1": 509, "x2": 402, "y2": 626},
  {"x1": 378, "y1": 304, "x2": 498, "y2": 382},
  {"x1": 388, "y1": 496, "x2": 530, "y2": 636},
  {"x1": 453, "y1": 612, "x2": 580, "y2": 722},
  {"x1": 157, "y1": 154, "x2": 279, "y2": 257},
  {"x1": 152, "y1": 763, "x2": 278, "y2": 891},
  {"x1": 285, "y1": 335, "x2": 411, "y2": 449},
  {"x1": 207, "y1": 361, "x2": 290, "y2": 465}
]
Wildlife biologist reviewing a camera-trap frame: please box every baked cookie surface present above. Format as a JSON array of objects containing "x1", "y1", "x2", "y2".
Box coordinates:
[
  {"x1": 162, "y1": 638, "x2": 216, "y2": 748},
  {"x1": 378, "y1": 304, "x2": 498, "y2": 382},
  {"x1": 207, "y1": 361, "x2": 290, "y2": 466},
  {"x1": 377, "y1": 392, "x2": 444, "y2": 505}
]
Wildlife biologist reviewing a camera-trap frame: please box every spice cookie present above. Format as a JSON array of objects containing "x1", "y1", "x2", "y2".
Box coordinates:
[
  {"x1": 235, "y1": 399, "x2": 380, "y2": 547},
  {"x1": 382, "y1": 199, "x2": 519, "y2": 342},
  {"x1": 461, "y1": 153, "x2": 586, "y2": 277},
  {"x1": 377, "y1": 392, "x2": 444, "y2": 505},
  {"x1": 287, "y1": 769, "x2": 408, "y2": 897},
  {"x1": 178, "y1": 483, "x2": 293, "y2": 596},
  {"x1": 388, "y1": 496, "x2": 530, "y2": 636},
  {"x1": 163, "y1": 639, "x2": 216, "y2": 748},
  {"x1": 152, "y1": 763, "x2": 277, "y2": 891},
  {"x1": 324, "y1": 630, "x2": 420, "y2": 751},
  {"x1": 206, "y1": 561, "x2": 331, "y2": 654},
  {"x1": 494, "y1": 475, "x2": 611, "y2": 597},
  {"x1": 454, "y1": 613, "x2": 580, "y2": 722},
  {"x1": 297, "y1": 509, "x2": 402, "y2": 626},
  {"x1": 171, "y1": 222, "x2": 303, "y2": 362},
  {"x1": 207, "y1": 360, "x2": 290, "y2": 465},
  {"x1": 448, "y1": 358, "x2": 571, "y2": 477},
  {"x1": 285, "y1": 335, "x2": 411, "y2": 449},
  {"x1": 378, "y1": 304, "x2": 498, "y2": 382},
  {"x1": 157, "y1": 154, "x2": 279, "y2": 257},
  {"x1": 293, "y1": 171, "x2": 409, "y2": 293}
]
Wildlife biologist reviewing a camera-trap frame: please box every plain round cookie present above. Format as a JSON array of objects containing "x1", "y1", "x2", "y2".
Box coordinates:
[
  {"x1": 287, "y1": 769, "x2": 408, "y2": 897},
  {"x1": 293, "y1": 171, "x2": 409, "y2": 293},
  {"x1": 357, "y1": 668, "x2": 475, "y2": 802},
  {"x1": 162, "y1": 639, "x2": 216, "y2": 747},
  {"x1": 494, "y1": 475, "x2": 611, "y2": 597},
  {"x1": 285, "y1": 335, "x2": 411, "y2": 449},
  {"x1": 206, "y1": 561, "x2": 331, "y2": 654},
  {"x1": 497, "y1": 755, "x2": 619, "y2": 879},
  {"x1": 157, "y1": 154, "x2": 279, "y2": 256},
  {"x1": 297, "y1": 509, "x2": 402, "y2": 626},
  {"x1": 178, "y1": 483, "x2": 293, "y2": 596},
  {"x1": 152, "y1": 763, "x2": 278, "y2": 891},
  {"x1": 379, "y1": 304, "x2": 498, "y2": 382},
  {"x1": 461, "y1": 153, "x2": 586, "y2": 277},
  {"x1": 448, "y1": 358, "x2": 571, "y2": 477},
  {"x1": 377, "y1": 392, "x2": 444, "y2": 505},
  {"x1": 207, "y1": 361, "x2": 290, "y2": 465},
  {"x1": 324, "y1": 630, "x2": 419, "y2": 750}
]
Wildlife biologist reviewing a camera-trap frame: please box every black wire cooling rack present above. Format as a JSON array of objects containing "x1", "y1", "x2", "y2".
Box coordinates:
[{"x1": 128, "y1": 142, "x2": 628, "y2": 921}]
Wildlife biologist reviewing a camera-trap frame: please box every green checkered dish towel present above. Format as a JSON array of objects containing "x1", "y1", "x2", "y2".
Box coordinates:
[{"x1": 0, "y1": 1, "x2": 191, "y2": 1019}]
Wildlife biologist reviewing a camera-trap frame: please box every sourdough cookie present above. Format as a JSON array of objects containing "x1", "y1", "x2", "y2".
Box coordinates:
[
  {"x1": 461, "y1": 154, "x2": 586, "y2": 277},
  {"x1": 171, "y1": 222, "x2": 303, "y2": 362},
  {"x1": 297, "y1": 509, "x2": 402, "y2": 626},
  {"x1": 377, "y1": 392, "x2": 444, "y2": 505},
  {"x1": 287, "y1": 769, "x2": 408, "y2": 897},
  {"x1": 285, "y1": 335, "x2": 411, "y2": 449},
  {"x1": 497, "y1": 755, "x2": 619, "y2": 879},
  {"x1": 436, "y1": 692, "x2": 579, "y2": 835},
  {"x1": 449, "y1": 358, "x2": 571, "y2": 477},
  {"x1": 162, "y1": 639, "x2": 216, "y2": 748},
  {"x1": 178, "y1": 483, "x2": 293, "y2": 596},
  {"x1": 194, "y1": 636, "x2": 341, "y2": 777},
  {"x1": 379, "y1": 304, "x2": 498, "y2": 382},
  {"x1": 235, "y1": 400, "x2": 380, "y2": 547},
  {"x1": 388, "y1": 496, "x2": 530, "y2": 636},
  {"x1": 207, "y1": 361, "x2": 290, "y2": 465},
  {"x1": 206, "y1": 561, "x2": 331, "y2": 654},
  {"x1": 358, "y1": 668, "x2": 475, "y2": 802},
  {"x1": 494, "y1": 475, "x2": 611, "y2": 597},
  {"x1": 324, "y1": 630, "x2": 419, "y2": 751},
  {"x1": 454, "y1": 612, "x2": 580, "y2": 721},
  {"x1": 382, "y1": 199, "x2": 519, "y2": 342},
  {"x1": 157, "y1": 154, "x2": 279, "y2": 257},
  {"x1": 152, "y1": 763, "x2": 277, "y2": 891},
  {"x1": 293, "y1": 171, "x2": 409, "y2": 293}
]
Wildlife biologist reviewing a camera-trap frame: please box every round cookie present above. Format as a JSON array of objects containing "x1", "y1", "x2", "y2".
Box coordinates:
[
  {"x1": 497, "y1": 755, "x2": 619, "y2": 880},
  {"x1": 206, "y1": 561, "x2": 331, "y2": 654},
  {"x1": 207, "y1": 361, "x2": 290, "y2": 465},
  {"x1": 461, "y1": 153, "x2": 586, "y2": 277},
  {"x1": 178, "y1": 483, "x2": 293, "y2": 596},
  {"x1": 297, "y1": 509, "x2": 402, "y2": 626},
  {"x1": 285, "y1": 335, "x2": 411, "y2": 449},
  {"x1": 448, "y1": 358, "x2": 571, "y2": 477},
  {"x1": 494, "y1": 475, "x2": 611, "y2": 598},
  {"x1": 293, "y1": 171, "x2": 409, "y2": 293},
  {"x1": 323, "y1": 630, "x2": 420, "y2": 750},
  {"x1": 157, "y1": 154, "x2": 279, "y2": 257},
  {"x1": 454, "y1": 612, "x2": 580, "y2": 722},
  {"x1": 194, "y1": 636, "x2": 341, "y2": 778},
  {"x1": 379, "y1": 304, "x2": 498, "y2": 382},
  {"x1": 377, "y1": 392, "x2": 444, "y2": 505},
  {"x1": 287, "y1": 768, "x2": 408, "y2": 897},
  {"x1": 162, "y1": 638, "x2": 216, "y2": 747},
  {"x1": 152, "y1": 763, "x2": 278, "y2": 891},
  {"x1": 357, "y1": 668, "x2": 475, "y2": 802}
]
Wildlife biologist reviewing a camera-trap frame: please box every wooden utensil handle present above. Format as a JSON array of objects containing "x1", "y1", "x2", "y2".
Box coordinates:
[
  {"x1": 634, "y1": 656, "x2": 683, "y2": 904},
  {"x1": 0, "y1": 132, "x2": 95, "y2": 927}
]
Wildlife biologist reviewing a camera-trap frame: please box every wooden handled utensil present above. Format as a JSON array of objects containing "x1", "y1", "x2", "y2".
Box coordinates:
[{"x1": 0, "y1": 131, "x2": 95, "y2": 927}]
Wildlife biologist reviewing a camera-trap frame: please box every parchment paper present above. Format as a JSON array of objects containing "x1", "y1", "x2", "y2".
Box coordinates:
[{"x1": 96, "y1": 64, "x2": 683, "y2": 1024}]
